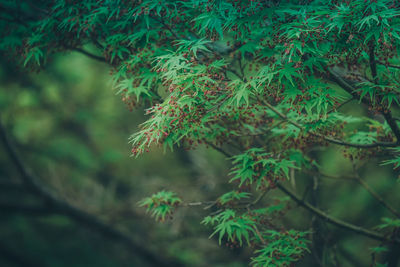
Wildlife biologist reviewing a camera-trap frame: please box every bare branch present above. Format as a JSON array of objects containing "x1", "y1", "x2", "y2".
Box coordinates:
[
  {"x1": 276, "y1": 183, "x2": 400, "y2": 244},
  {"x1": 307, "y1": 168, "x2": 400, "y2": 218},
  {"x1": 69, "y1": 47, "x2": 107, "y2": 63},
  {"x1": 351, "y1": 162, "x2": 400, "y2": 218},
  {"x1": 356, "y1": 176, "x2": 400, "y2": 218},
  {"x1": 204, "y1": 141, "x2": 232, "y2": 158}
]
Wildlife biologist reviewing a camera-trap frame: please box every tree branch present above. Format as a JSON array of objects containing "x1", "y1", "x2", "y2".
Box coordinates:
[
  {"x1": 356, "y1": 176, "x2": 400, "y2": 218},
  {"x1": 204, "y1": 141, "x2": 232, "y2": 158},
  {"x1": 261, "y1": 99, "x2": 397, "y2": 148},
  {"x1": 307, "y1": 168, "x2": 400, "y2": 218},
  {"x1": 327, "y1": 67, "x2": 400, "y2": 144},
  {"x1": 327, "y1": 98, "x2": 354, "y2": 114},
  {"x1": 69, "y1": 47, "x2": 107, "y2": 63},
  {"x1": 369, "y1": 43, "x2": 400, "y2": 144},
  {"x1": 207, "y1": 140, "x2": 399, "y2": 244},
  {"x1": 377, "y1": 61, "x2": 400, "y2": 70},
  {"x1": 276, "y1": 183, "x2": 400, "y2": 244},
  {"x1": 352, "y1": 161, "x2": 400, "y2": 219}
]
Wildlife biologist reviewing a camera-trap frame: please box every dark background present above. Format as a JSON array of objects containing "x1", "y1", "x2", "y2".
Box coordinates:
[{"x1": 0, "y1": 51, "x2": 399, "y2": 267}]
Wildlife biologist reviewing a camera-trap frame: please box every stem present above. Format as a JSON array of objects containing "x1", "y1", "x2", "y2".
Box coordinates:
[{"x1": 247, "y1": 206, "x2": 267, "y2": 245}]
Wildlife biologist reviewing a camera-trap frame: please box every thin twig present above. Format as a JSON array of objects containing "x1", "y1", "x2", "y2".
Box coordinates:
[
  {"x1": 249, "y1": 190, "x2": 269, "y2": 207},
  {"x1": 307, "y1": 168, "x2": 400, "y2": 218},
  {"x1": 247, "y1": 206, "x2": 267, "y2": 245},
  {"x1": 356, "y1": 177, "x2": 400, "y2": 218},
  {"x1": 182, "y1": 201, "x2": 216, "y2": 207},
  {"x1": 351, "y1": 163, "x2": 400, "y2": 218},
  {"x1": 327, "y1": 67, "x2": 400, "y2": 144}
]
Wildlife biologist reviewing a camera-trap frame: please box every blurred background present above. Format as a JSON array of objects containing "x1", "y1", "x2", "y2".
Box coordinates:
[
  {"x1": 0, "y1": 51, "x2": 248, "y2": 267},
  {"x1": 0, "y1": 51, "x2": 399, "y2": 267}
]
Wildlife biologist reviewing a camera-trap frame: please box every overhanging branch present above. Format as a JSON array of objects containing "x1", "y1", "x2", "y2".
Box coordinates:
[
  {"x1": 68, "y1": 47, "x2": 107, "y2": 63},
  {"x1": 261, "y1": 99, "x2": 397, "y2": 148},
  {"x1": 327, "y1": 67, "x2": 400, "y2": 144},
  {"x1": 208, "y1": 142, "x2": 399, "y2": 244},
  {"x1": 276, "y1": 183, "x2": 400, "y2": 244}
]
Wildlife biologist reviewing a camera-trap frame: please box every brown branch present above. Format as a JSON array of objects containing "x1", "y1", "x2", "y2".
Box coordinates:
[
  {"x1": 0, "y1": 121, "x2": 183, "y2": 267},
  {"x1": 261, "y1": 99, "x2": 397, "y2": 148},
  {"x1": 182, "y1": 200, "x2": 216, "y2": 207},
  {"x1": 351, "y1": 161, "x2": 400, "y2": 219},
  {"x1": 303, "y1": 169, "x2": 354, "y2": 181},
  {"x1": 276, "y1": 183, "x2": 400, "y2": 244},
  {"x1": 207, "y1": 142, "x2": 400, "y2": 244},
  {"x1": 369, "y1": 43, "x2": 400, "y2": 143},
  {"x1": 204, "y1": 141, "x2": 232, "y2": 158},
  {"x1": 151, "y1": 16, "x2": 180, "y2": 40},
  {"x1": 377, "y1": 61, "x2": 400, "y2": 70},
  {"x1": 356, "y1": 177, "x2": 400, "y2": 218},
  {"x1": 327, "y1": 67, "x2": 400, "y2": 144},
  {"x1": 69, "y1": 47, "x2": 107, "y2": 63},
  {"x1": 327, "y1": 98, "x2": 354, "y2": 114},
  {"x1": 307, "y1": 168, "x2": 400, "y2": 218},
  {"x1": 225, "y1": 66, "x2": 243, "y2": 80},
  {"x1": 249, "y1": 190, "x2": 269, "y2": 206},
  {"x1": 247, "y1": 206, "x2": 267, "y2": 245}
]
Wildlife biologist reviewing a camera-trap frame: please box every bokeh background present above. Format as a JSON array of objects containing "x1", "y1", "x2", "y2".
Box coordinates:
[{"x1": 0, "y1": 51, "x2": 399, "y2": 267}]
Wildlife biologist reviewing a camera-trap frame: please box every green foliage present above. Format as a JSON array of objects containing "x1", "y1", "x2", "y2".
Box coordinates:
[
  {"x1": 202, "y1": 209, "x2": 256, "y2": 246},
  {"x1": 218, "y1": 191, "x2": 251, "y2": 205},
  {"x1": 251, "y1": 230, "x2": 310, "y2": 267},
  {"x1": 229, "y1": 148, "x2": 298, "y2": 188},
  {"x1": 376, "y1": 217, "x2": 400, "y2": 230},
  {"x1": 3, "y1": 0, "x2": 400, "y2": 265},
  {"x1": 381, "y1": 147, "x2": 400, "y2": 169},
  {"x1": 139, "y1": 191, "x2": 182, "y2": 222}
]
